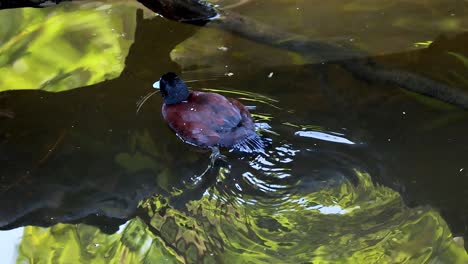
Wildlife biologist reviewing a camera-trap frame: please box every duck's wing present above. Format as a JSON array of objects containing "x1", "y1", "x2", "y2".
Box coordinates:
[
  {"x1": 162, "y1": 92, "x2": 264, "y2": 152},
  {"x1": 223, "y1": 98, "x2": 264, "y2": 153},
  {"x1": 189, "y1": 94, "x2": 264, "y2": 152}
]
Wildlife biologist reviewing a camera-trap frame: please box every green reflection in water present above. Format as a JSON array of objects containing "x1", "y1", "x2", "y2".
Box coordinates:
[
  {"x1": 0, "y1": 1, "x2": 136, "y2": 92},
  {"x1": 16, "y1": 171, "x2": 468, "y2": 263},
  {"x1": 17, "y1": 218, "x2": 180, "y2": 264}
]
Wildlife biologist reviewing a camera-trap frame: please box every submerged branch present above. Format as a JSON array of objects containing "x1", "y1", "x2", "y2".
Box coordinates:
[{"x1": 340, "y1": 59, "x2": 468, "y2": 109}]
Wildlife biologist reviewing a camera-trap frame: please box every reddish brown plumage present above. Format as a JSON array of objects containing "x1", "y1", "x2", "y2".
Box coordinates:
[{"x1": 162, "y1": 91, "x2": 258, "y2": 149}]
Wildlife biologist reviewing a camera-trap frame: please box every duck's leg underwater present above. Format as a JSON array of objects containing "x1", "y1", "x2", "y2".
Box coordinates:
[
  {"x1": 197, "y1": 146, "x2": 227, "y2": 177},
  {"x1": 210, "y1": 146, "x2": 227, "y2": 166},
  {"x1": 185, "y1": 147, "x2": 229, "y2": 190},
  {"x1": 171, "y1": 147, "x2": 229, "y2": 209}
]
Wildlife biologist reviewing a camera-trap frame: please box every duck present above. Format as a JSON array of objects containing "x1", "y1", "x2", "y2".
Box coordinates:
[{"x1": 152, "y1": 72, "x2": 264, "y2": 154}]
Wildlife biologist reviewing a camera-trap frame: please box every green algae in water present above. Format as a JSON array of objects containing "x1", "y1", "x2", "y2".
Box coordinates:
[{"x1": 16, "y1": 171, "x2": 468, "y2": 263}]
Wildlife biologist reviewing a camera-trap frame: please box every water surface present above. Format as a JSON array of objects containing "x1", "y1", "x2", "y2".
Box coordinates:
[{"x1": 1, "y1": 0, "x2": 468, "y2": 263}]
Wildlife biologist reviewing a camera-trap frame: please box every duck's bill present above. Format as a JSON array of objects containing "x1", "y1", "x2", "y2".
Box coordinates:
[{"x1": 153, "y1": 80, "x2": 160, "y2": 89}]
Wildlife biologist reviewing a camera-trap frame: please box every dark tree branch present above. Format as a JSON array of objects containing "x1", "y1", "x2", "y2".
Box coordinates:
[{"x1": 136, "y1": 0, "x2": 217, "y2": 25}]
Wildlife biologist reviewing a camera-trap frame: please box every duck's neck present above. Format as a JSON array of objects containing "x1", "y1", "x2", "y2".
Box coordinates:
[{"x1": 163, "y1": 90, "x2": 190, "y2": 105}]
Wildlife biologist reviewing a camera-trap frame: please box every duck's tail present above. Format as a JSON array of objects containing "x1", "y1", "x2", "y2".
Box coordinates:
[{"x1": 231, "y1": 133, "x2": 265, "y2": 153}]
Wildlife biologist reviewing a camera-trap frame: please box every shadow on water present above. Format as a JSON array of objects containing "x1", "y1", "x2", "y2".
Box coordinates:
[
  {"x1": 1, "y1": 0, "x2": 468, "y2": 262},
  {"x1": 0, "y1": 9, "x2": 201, "y2": 231}
]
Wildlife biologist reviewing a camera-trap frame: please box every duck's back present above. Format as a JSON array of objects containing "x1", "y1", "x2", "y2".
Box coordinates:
[{"x1": 162, "y1": 91, "x2": 263, "y2": 152}]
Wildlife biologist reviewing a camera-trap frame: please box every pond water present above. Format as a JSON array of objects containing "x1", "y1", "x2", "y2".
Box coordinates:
[{"x1": 1, "y1": 0, "x2": 468, "y2": 263}]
